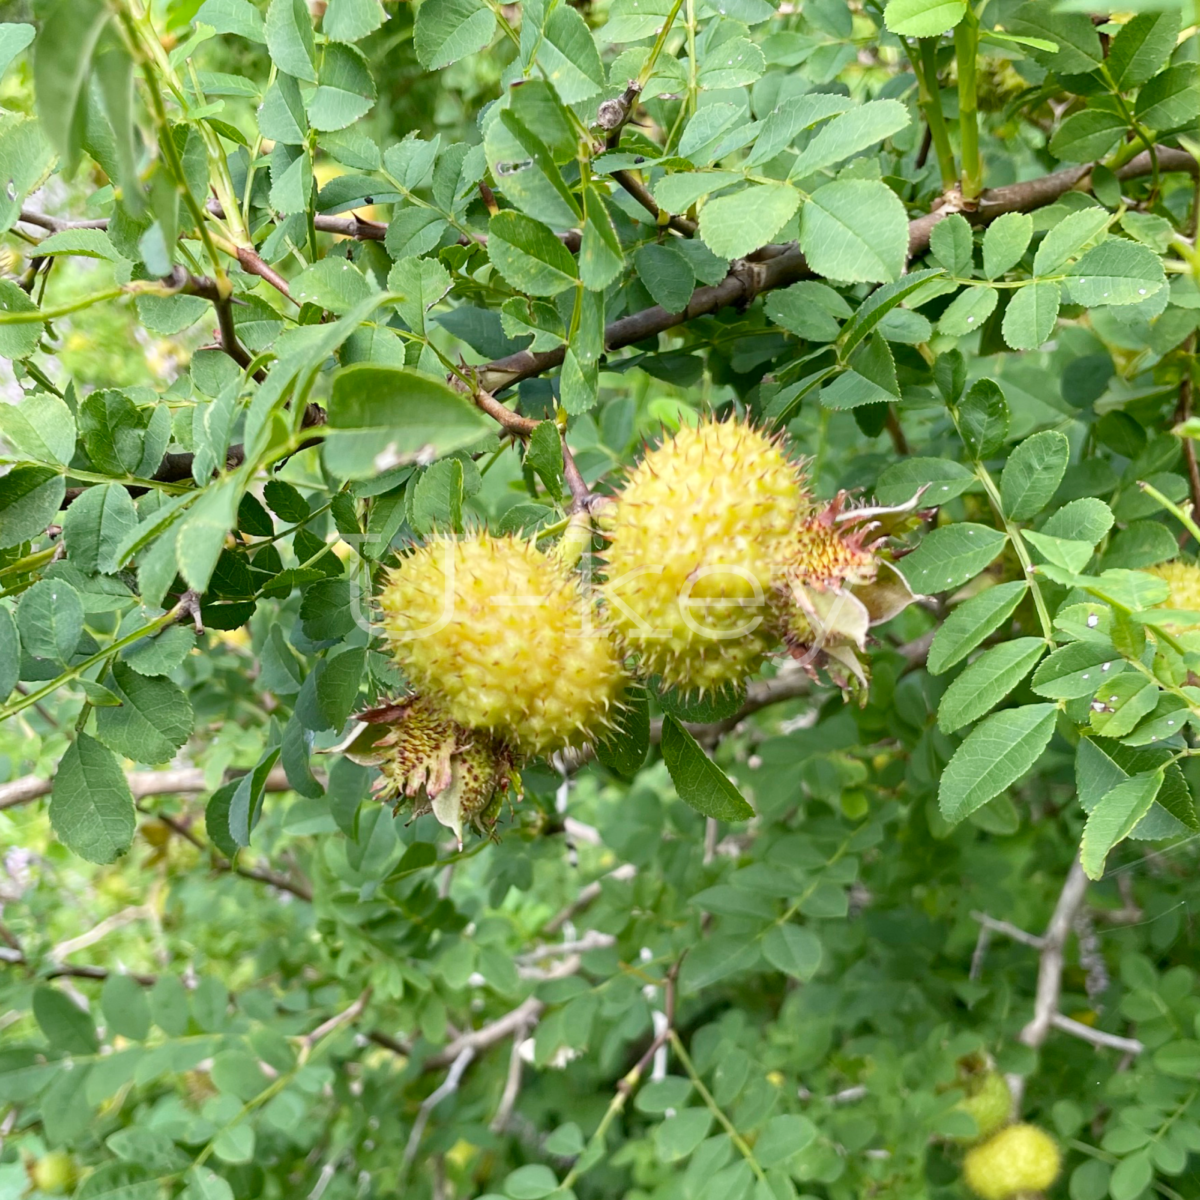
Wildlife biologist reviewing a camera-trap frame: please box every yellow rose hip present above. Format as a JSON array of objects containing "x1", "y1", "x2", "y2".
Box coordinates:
[
  {"x1": 963, "y1": 1123, "x2": 1060, "y2": 1200},
  {"x1": 379, "y1": 533, "x2": 626, "y2": 756},
  {"x1": 602, "y1": 416, "x2": 804, "y2": 693}
]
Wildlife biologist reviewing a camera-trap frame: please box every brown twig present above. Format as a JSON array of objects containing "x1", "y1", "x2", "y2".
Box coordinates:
[
  {"x1": 18, "y1": 147, "x2": 1196, "y2": 496},
  {"x1": 235, "y1": 245, "x2": 294, "y2": 300},
  {"x1": 610, "y1": 169, "x2": 698, "y2": 237},
  {"x1": 593, "y1": 81, "x2": 701, "y2": 235},
  {"x1": 147, "y1": 799, "x2": 318, "y2": 902},
  {"x1": 560, "y1": 432, "x2": 597, "y2": 513},
  {"x1": 45, "y1": 963, "x2": 157, "y2": 986},
  {"x1": 174, "y1": 268, "x2": 267, "y2": 383},
  {"x1": 470, "y1": 385, "x2": 540, "y2": 436},
  {"x1": 885, "y1": 409, "x2": 909, "y2": 455}
]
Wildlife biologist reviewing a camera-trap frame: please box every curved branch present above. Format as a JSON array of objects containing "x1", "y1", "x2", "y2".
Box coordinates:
[{"x1": 21, "y1": 147, "x2": 1194, "y2": 497}]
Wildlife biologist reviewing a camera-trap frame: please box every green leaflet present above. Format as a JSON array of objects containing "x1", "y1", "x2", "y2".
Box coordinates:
[
  {"x1": 937, "y1": 637, "x2": 1047, "y2": 733},
  {"x1": 939, "y1": 703, "x2": 1058, "y2": 823}
]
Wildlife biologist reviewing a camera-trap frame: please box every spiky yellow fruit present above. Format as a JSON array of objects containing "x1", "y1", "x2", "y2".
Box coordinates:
[
  {"x1": 963, "y1": 1124, "x2": 1060, "y2": 1200},
  {"x1": 1148, "y1": 560, "x2": 1200, "y2": 630},
  {"x1": 379, "y1": 534, "x2": 626, "y2": 755},
  {"x1": 602, "y1": 417, "x2": 803, "y2": 692},
  {"x1": 952, "y1": 1071, "x2": 1012, "y2": 1144}
]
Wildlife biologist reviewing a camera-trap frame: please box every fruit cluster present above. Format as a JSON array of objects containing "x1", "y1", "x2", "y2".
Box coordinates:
[
  {"x1": 369, "y1": 415, "x2": 916, "y2": 842},
  {"x1": 951, "y1": 1068, "x2": 1062, "y2": 1199}
]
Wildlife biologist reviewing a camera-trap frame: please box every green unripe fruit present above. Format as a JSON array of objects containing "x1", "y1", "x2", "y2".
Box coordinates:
[
  {"x1": 963, "y1": 1123, "x2": 1061, "y2": 1200},
  {"x1": 29, "y1": 1151, "x2": 77, "y2": 1194},
  {"x1": 602, "y1": 417, "x2": 803, "y2": 693},
  {"x1": 379, "y1": 533, "x2": 627, "y2": 756},
  {"x1": 952, "y1": 1071, "x2": 1011, "y2": 1144}
]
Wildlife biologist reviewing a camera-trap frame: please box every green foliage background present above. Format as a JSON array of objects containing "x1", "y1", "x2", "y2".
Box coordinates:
[{"x1": 1, "y1": 0, "x2": 1199, "y2": 1198}]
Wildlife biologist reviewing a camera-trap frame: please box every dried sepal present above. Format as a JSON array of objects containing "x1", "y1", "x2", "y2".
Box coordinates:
[{"x1": 363, "y1": 696, "x2": 521, "y2": 847}]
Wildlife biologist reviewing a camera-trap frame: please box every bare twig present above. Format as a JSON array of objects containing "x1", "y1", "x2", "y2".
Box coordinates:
[
  {"x1": 1050, "y1": 1012, "x2": 1143, "y2": 1056},
  {"x1": 425, "y1": 995, "x2": 546, "y2": 1070},
  {"x1": 478, "y1": 146, "x2": 1199, "y2": 397},
  {"x1": 15, "y1": 147, "x2": 1192, "y2": 502},
  {"x1": 976, "y1": 868, "x2": 1143, "y2": 1099},
  {"x1": 234, "y1": 244, "x2": 294, "y2": 299},
  {"x1": 45, "y1": 963, "x2": 157, "y2": 986},
  {"x1": 611, "y1": 169, "x2": 697, "y2": 237},
  {"x1": 470, "y1": 386, "x2": 540, "y2": 436},
  {"x1": 489, "y1": 1024, "x2": 529, "y2": 1134},
  {"x1": 970, "y1": 911, "x2": 1046, "y2": 950},
  {"x1": 560, "y1": 432, "x2": 604, "y2": 514},
  {"x1": 50, "y1": 905, "x2": 156, "y2": 960},
  {"x1": 884, "y1": 409, "x2": 909, "y2": 456},
  {"x1": 1019, "y1": 860, "x2": 1089, "y2": 1050},
  {"x1": 648, "y1": 667, "x2": 813, "y2": 747},
  {"x1": 18, "y1": 208, "x2": 109, "y2": 232},
  {"x1": 301, "y1": 988, "x2": 372, "y2": 1049},
  {"x1": 968, "y1": 923, "x2": 990, "y2": 982},
  {"x1": 542, "y1": 863, "x2": 639, "y2": 935},
  {"x1": 0, "y1": 764, "x2": 308, "y2": 811},
  {"x1": 403, "y1": 1047, "x2": 477, "y2": 1171},
  {"x1": 515, "y1": 930, "x2": 616, "y2": 964},
  {"x1": 0, "y1": 766, "x2": 315, "y2": 900}
]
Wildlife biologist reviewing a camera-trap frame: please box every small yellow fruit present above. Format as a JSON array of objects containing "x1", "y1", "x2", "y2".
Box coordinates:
[
  {"x1": 1148, "y1": 560, "x2": 1200, "y2": 629},
  {"x1": 379, "y1": 533, "x2": 626, "y2": 756},
  {"x1": 952, "y1": 1071, "x2": 1011, "y2": 1144},
  {"x1": 603, "y1": 416, "x2": 804, "y2": 692},
  {"x1": 29, "y1": 1151, "x2": 77, "y2": 1194},
  {"x1": 963, "y1": 1123, "x2": 1060, "y2": 1200}
]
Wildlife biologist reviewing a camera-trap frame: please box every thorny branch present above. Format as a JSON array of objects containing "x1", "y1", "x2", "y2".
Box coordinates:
[
  {"x1": 560, "y1": 430, "x2": 605, "y2": 515},
  {"x1": 596, "y1": 81, "x2": 698, "y2": 237},
  {"x1": 478, "y1": 147, "x2": 1198, "y2": 396},
  {"x1": 15, "y1": 146, "x2": 1195, "y2": 489}
]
